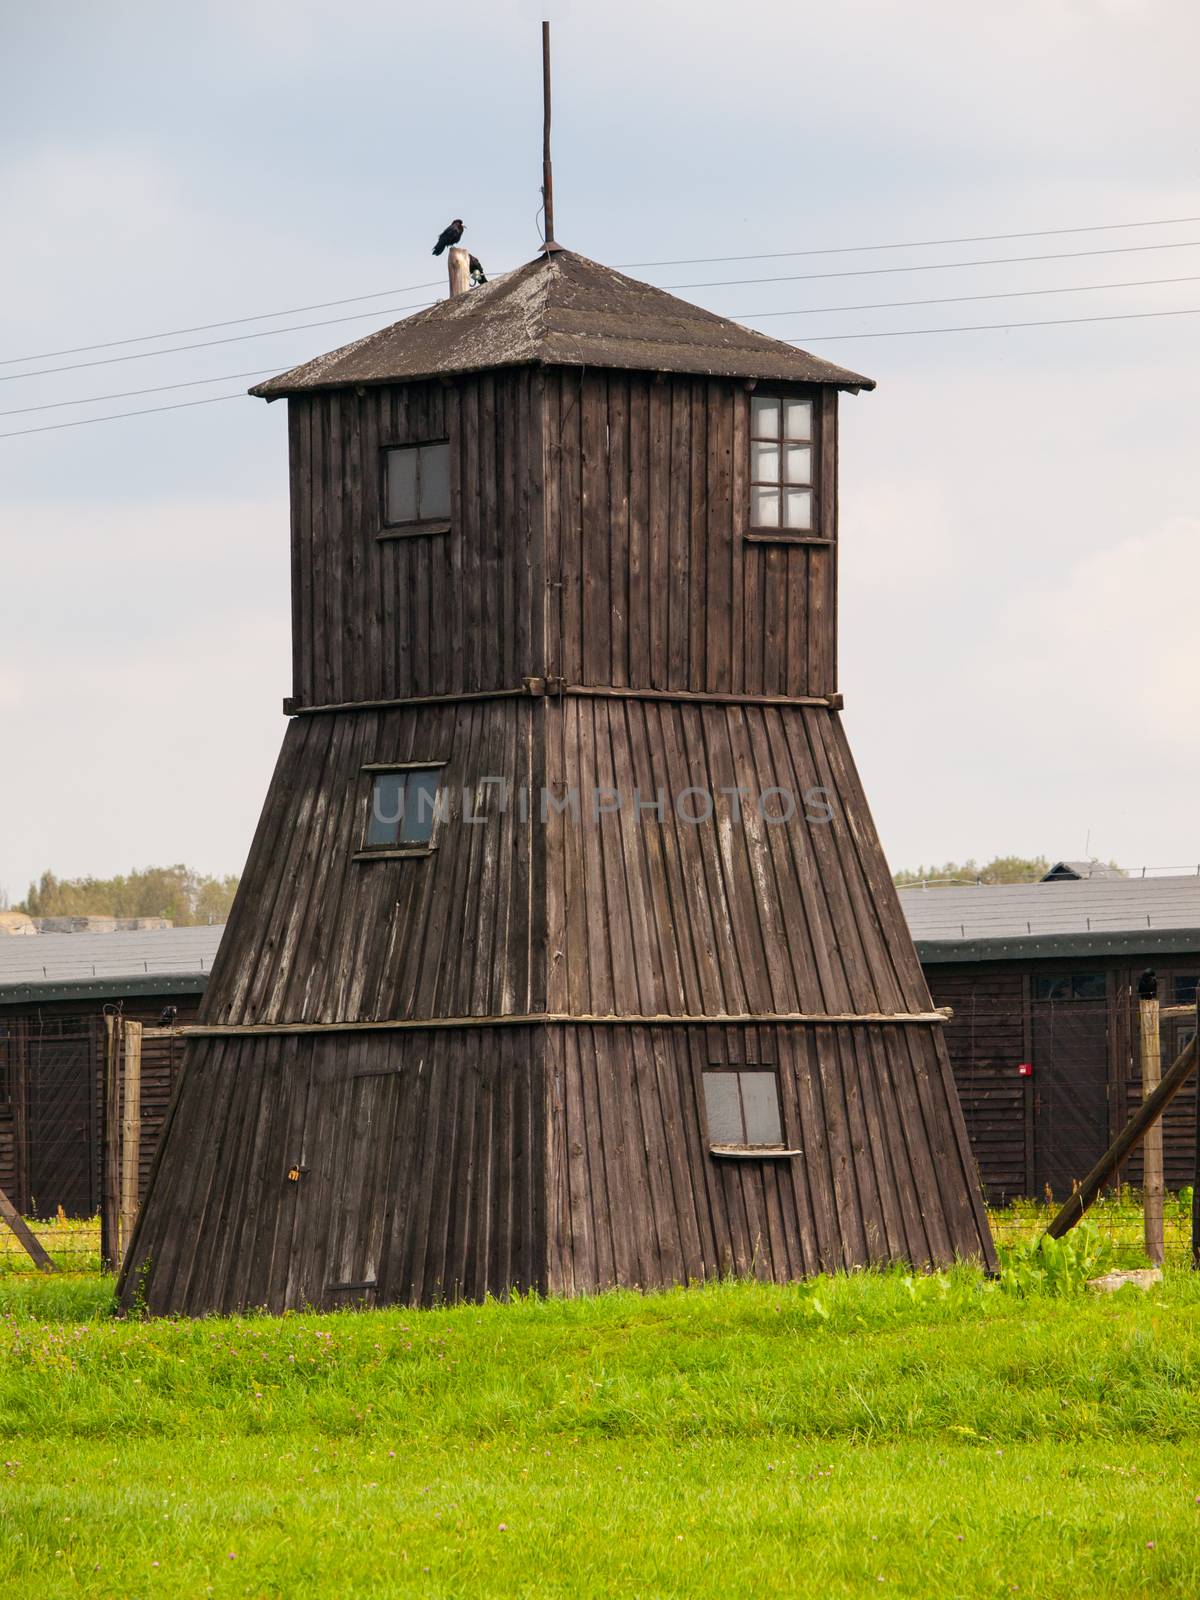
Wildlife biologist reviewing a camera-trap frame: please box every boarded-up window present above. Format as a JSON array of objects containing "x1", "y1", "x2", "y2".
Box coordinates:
[
  {"x1": 702, "y1": 1067, "x2": 784, "y2": 1149},
  {"x1": 385, "y1": 442, "x2": 451, "y2": 526},
  {"x1": 750, "y1": 396, "x2": 813, "y2": 534},
  {"x1": 363, "y1": 768, "x2": 443, "y2": 850}
]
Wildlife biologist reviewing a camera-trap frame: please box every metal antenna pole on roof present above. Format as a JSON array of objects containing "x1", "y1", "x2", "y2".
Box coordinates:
[{"x1": 541, "y1": 21, "x2": 562, "y2": 253}]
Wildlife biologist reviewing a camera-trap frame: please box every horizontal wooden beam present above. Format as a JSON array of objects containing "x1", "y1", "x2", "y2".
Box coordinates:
[
  {"x1": 184, "y1": 1009, "x2": 951, "y2": 1039},
  {"x1": 290, "y1": 685, "x2": 844, "y2": 717}
]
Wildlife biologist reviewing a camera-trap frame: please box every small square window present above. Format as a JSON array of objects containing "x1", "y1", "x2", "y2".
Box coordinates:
[
  {"x1": 362, "y1": 767, "x2": 443, "y2": 851},
  {"x1": 749, "y1": 397, "x2": 815, "y2": 536},
  {"x1": 702, "y1": 1067, "x2": 784, "y2": 1150},
  {"x1": 385, "y1": 442, "x2": 451, "y2": 527}
]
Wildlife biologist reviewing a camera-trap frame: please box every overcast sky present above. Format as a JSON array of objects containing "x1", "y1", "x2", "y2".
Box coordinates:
[{"x1": 1, "y1": 0, "x2": 1198, "y2": 903}]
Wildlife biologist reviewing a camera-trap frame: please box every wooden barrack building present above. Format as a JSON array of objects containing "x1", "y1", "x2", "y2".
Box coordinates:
[{"x1": 121, "y1": 246, "x2": 995, "y2": 1314}]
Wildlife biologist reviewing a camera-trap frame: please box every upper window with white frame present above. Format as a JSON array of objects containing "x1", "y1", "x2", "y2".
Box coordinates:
[
  {"x1": 749, "y1": 395, "x2": 814, "y2": 536},
  {"x1": 384, "y1": 442, "x2": 451, "y2": 531}
]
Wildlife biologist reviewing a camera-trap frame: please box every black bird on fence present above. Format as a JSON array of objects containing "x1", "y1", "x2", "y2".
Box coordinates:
[
  {"x1": 469, "y1": 255, "x2": 487, "y2": 286},
  {"x1": 1138, "y1": 969, "x2": 1159, "y2": 1001},
  {"x1": 432, "y1": 219, "x2": 465, "y2": 255}
]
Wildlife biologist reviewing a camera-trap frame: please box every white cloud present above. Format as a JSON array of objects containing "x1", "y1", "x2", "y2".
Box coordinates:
[{"x1": 1001, "y1": 516, "x2": 1200, "y2": 748}]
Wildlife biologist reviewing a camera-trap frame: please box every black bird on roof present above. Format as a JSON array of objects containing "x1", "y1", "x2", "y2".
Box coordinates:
[
  {"x1": 432, "y1": 219, "x2": 464, "y2": 256},
  {"x1": 469, "y1": 255, "x2": 487, "y2": 286}
]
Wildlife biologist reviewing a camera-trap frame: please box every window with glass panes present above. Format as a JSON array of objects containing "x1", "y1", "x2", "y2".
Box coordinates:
[
  {"x1": 384, "y1": 442, "x2": 451, "y2": 529},
  {"x1": 361, "y1": 766, "x2": 444, "y2": 852},
  {"x1": 702, "y1": 1067, "x2": 785, "y2": 1150},
  {"x1": 750, "y1": 395, "x2": 814, "y2": 534}
]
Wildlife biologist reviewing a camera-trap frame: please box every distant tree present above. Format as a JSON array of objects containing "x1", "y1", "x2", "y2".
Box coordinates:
[
  {"x1": 892, "y1": 855, "x2": 1051, "y2": 888},
  {"x1": 17, "y1": 865, "x2": 239, "y2": 925},
  {"x1": 892, "y1": 856, "x2": 1126, "y2": 887}
]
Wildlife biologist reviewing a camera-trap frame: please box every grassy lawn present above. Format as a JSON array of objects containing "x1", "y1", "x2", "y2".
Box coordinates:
[{"x1": 3, "y1": 1263, "x2": 1200, "y2": 1597}]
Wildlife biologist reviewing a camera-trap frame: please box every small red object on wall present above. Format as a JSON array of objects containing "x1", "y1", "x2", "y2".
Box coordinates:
[{"x1": 1017, "y1": 1062, "x2": 1034, "y2": 1077}]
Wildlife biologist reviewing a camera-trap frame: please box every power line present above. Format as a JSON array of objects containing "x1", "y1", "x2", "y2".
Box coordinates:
[
  {"x1": 0, "y1": 368, "x2": 279, "y2": 420},
  {"x1": 0, "y1": 280, "x2": 446, "y2": 369},
  {"x1": 667, "y1": 238, "x2": 1200, "y2": 293},
  {"x1": 737, "y1": 273, "x2": 1200, "y2": 320},
  {"x1": 618, "y1": 213, "x2": 1200, "y2": 270},
  {"x1": 5, "y1": 303, "x2": 1197, "y2": 439},
  {"x1": 8, "y1": 237, "x2": 1200, "y2": 387},
  {"x1": 7, "y1": 272, "x2": 1195, "y2": 422},
  {"x1": 4, "y1": 212, "x2": 1197, "y2": 370},
  {"x1": 787, "y1": 304, "x2": 1200, "y2": 343},
  {"x1": 0, "y1": 298, "x2": 438, "y2": 385},
  {"x1": 0, "y1": 392, "x2": 247, "y2": 439}
]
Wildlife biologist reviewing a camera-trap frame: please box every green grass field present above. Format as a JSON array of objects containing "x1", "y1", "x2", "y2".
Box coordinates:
[{"x1": 3, "y1": 1225, "x2": 1200, "y2": 1598}]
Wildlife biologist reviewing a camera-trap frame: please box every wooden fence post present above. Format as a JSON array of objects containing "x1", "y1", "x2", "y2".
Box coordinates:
[
  {"x1": 101, "y1": 1014, "x2": 122, "y2": 1271},
  {"x1": 1139, "y1": 975, "x2": 1163, "y2": 1266},
  {"x1": 118, "y1": 1020, "x2": 143, "y2": 1263}
]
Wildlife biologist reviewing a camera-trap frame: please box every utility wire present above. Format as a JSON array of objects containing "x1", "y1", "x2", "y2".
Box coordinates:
[
  {"x1": 0, "y1": 280, "x2": 446, "y2": 368},
  {"x1": 738, "y1": 273, "x2": 1200, "y2": 319},
  {"x1": 7, "y1": 238, "x2": 1200, "y2": 386},
  {"x1": 0, "y1": 368, "x2": 278, "y2": 419},
  {"x1": 0, "y1": 392, "x2": 247, "y2": 438},
  {"x1": 3, "y1": 212, "x2": 1198, "y2": 370},
  {"x1": 7, "y1": 272, "x2": 1197, "y2": 421},
  {"x1": 617, "y1": 213, "x2": 1200, "y2": 269},
  {"x1": 788, "y1": 304, "x2": 1200, "y2": 343},
  {"x1": 667, "y1": 238, "x2": 1200, "y2": 292},
  {"x1": 0, "y1": 299, "x2": 438, "y2": 385},
  {"x1": 4, "y1": 303, "x2": 1198, "y2": 438}
]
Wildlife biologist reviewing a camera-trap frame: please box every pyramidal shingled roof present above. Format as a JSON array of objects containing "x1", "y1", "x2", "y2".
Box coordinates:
[{"x1": 250, "y1": 249, "x2": 874, "y2": 398}]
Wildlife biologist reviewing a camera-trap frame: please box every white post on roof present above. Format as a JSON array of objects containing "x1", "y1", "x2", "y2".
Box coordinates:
[{"x1": 447, "y1": 247, "x2": 471, "y2": 298}]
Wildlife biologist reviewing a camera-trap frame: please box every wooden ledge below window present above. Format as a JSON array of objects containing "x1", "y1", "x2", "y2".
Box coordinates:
[
  {"x1": 744, "y1": 533, "x2": 834, "y2": 546},
  {"x1": 709, "y1": 1145, "x2": 803, "y2": 1159},
  {"x1": 376, "y1": 520, "x2": 451, "y2": 540},
  {"x1": 352, "y1": 846, "x2": 437, "y2": 861}
]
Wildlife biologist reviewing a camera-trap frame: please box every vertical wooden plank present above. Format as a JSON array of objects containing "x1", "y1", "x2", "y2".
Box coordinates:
[
  {"x1": 101, "y1": 1015, "x2": 121, "y2": 1271},
  {"x1": 118, "y1": 1020, "x2": 143, "y2": 1262},
  {"x1": 608, "y1": 374, "x2": 631, "y2": 686},
  {"x1": 581, "y1": 373, "x2": 609, "y2": 684},
  {"x1": 730, "y1": 386, "x2": 747, "y2": 695},
  {"x1": 666, "y1": 381, "x2": 690, "y2": 688}
]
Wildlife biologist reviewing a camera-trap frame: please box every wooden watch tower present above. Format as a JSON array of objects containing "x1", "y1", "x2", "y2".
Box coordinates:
[{"x1": 120, "y1": 247, "x2": 996, "y2": 1313}]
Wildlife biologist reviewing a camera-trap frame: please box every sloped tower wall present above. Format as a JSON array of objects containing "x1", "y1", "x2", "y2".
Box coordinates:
[{"x1": 121, "y1": 257, "x2": 994, "y2": 1314}]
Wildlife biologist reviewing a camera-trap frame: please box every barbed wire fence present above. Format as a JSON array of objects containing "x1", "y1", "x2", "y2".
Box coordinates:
[{"x1": 0, "y1": 1011, "x2": 183, "y2": 1274}]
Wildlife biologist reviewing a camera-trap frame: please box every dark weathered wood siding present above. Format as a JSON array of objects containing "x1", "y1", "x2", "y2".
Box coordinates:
[
  {"x1": 200, "y1": 701, "x2": 545, "y2": 1026},
  {"x1": 544, "y1": 699, "x2": 926, "y2": 1016},
  {"x1": 927, "y1": 958, "x2": 1200, "y2": 1202},
  {"x1": 544, "y1": 372, "x2": 837, "y2": 697},
  {"x1": 128, "y1": 1028, "x2": 545, "y2": 1314},
  {"x1": 288, "y1": 371, "x2": 838, "y2": 708},
  {"x1": 289, "y1": 374, "x2": 545, "y2": 708},
  {"x1": 125, "y1": 359, "x2": 997, "y2": 1314},
  {"x1": 546, "y1": 1021, "x2": 985, "y2": 1289}
]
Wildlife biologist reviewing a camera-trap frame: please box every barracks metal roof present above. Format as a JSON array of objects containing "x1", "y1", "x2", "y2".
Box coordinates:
[
  {"x1": 900, "y1": 874, "x2": 1200, "y2": 964},
  {"x1": 0, "y1": 925, "x2": 224, "y2": 1005}
]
